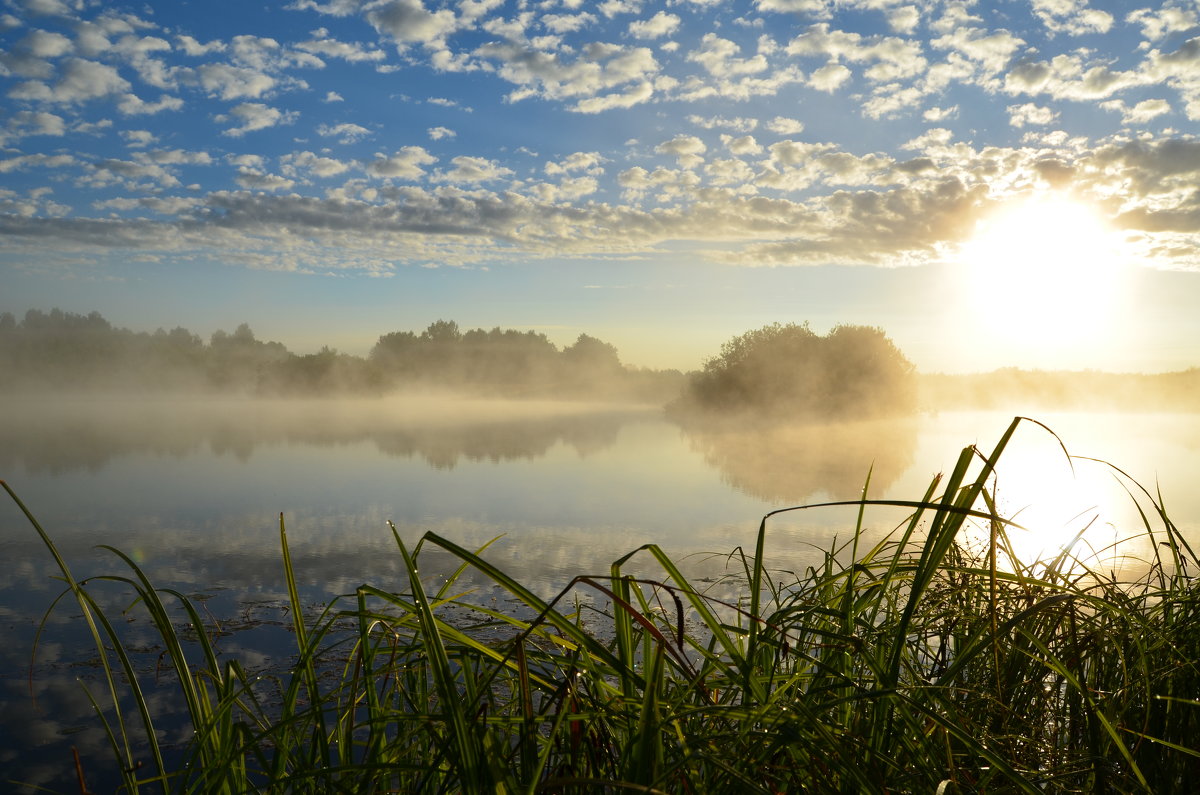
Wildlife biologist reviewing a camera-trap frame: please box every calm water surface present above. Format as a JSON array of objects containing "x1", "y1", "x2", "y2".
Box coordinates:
[{"x1": 3, "y1": 396, "x2": 1198, "y2": 791}]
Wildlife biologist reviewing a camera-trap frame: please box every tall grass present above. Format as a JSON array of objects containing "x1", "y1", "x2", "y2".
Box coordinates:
[{"x1": 7, "y1": 416, "x2": 1200, "y2": 793}]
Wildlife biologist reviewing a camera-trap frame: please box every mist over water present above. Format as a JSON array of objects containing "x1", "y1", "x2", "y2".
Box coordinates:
[
  {"x1": 4, "y1": 396, "x2": 1200, "y2": 792},
  {"x1": 4, "y1": 311, "x2": 1200, "y2": 791}
]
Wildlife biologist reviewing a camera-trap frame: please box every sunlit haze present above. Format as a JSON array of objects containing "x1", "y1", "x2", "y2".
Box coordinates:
[
  {"x1": 2, "y1": 0, "x2": 1199, "y2": 372},
  {"x1": 957, "y1": 195, "x2": 1130, "y2": 361}
]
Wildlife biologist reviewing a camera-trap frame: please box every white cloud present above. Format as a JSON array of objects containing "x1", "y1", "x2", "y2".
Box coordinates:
[
  {"x1": 86, "y1": 157, "x2": 183, "y2": 189},
  {"x1": 786, "y1": 24, "x2": 927, "y2": 82},
  {"x1": 226, "y1": 153, "x2": 265, "y2": 169},
  {"x1": 428, "y1": 125, "x2": 456, "y2": 140},
  {"x1": 435, "y1": 155, "x2": 514, "y2": 182},
  {"x1": 21, "y1": 0, "x2": 74, "y2": 16},
  {"x1": 1004, "y1": 53, "x2": 1146, "y2": 101},
  {"x1": 860, "y1": 84, "x2": 924, "y2": 118},
  {"x1": 120, "y1": 129, "x2": 157, "y2": 147},
  {"x1": 221, "y1": 102, "x2": 298, "y2": 137},
  {"x1": 0, "y1": 152, "x2": 76, "y2": 173},
  {"x1": 902, "y1": 127, "x2": 954, "y2": 150},
  {"x1": 0, "y1": 110, "x2": 65, "y2": 145},
  {"x1": 8, "y1": 57, "x2": 130, "y2": 103},
  {"x1": 0, "y1": 30, "x2": 73, "y2": 79},
  {"x1": 722, "y1": 134, "x2": 762, "y2": 155},
  {"x1": 73, "y1": 118, "x2": 113, "y2": 135},
  {"x1": 195, "y1": 63, "x2": 277, "y2": 100},
  {"x1": 599, "y1": 0, "x2": 642, "y2": 17},
  {"x1": 317, "y1": 122, "x2": 372, "y2": 143},
  {"x1": 530, "y1": 175, "x2": 598, "y2": 202},
  {"x1": 367, "y1": 0, "x2": 459, "y2": 46},
  {"x1": 755, "y1": 0, "x2": 831, "y2": 13},
  {"x1": 887, "y1": 5, "x2": 920, "y2": 35},
  {"x1": 1031, "y1": 0, "x2": 1113, "y2": 36},
  {"x1": 459, "y1": 0, "x2": 504, "y2": 24},
  {"x1": 544, "y1": 151, "x2": 604, "y2": 175},
  {"x1": 285, "y1": 0, "x2": 365, "y2": 15},
  {"x1": 808, "y1": 62, "x2": 852, "y2": 91},
  {"x1": 766, "y1": 116, "x2": 805, "y2": 135},
  {"x1": 282, "y1": 150, "x2": 352, "y2": 178},
  {"x1": 235, "y1": 167, "x2": 295, "y2": 191},
  {"x1": 324, "y1": 91, "x2": 344, "y2": 102},
  {"x1": 629, "y1": 11, "x2": 680, "y2": 39},
  {"x1": 224, "y1": 34, "x2": 324, "y2": 73},
  {"x1": 704, "y1": 157, "x2": 757, "y2": 189},
  {"x1": 542, "y1": 12, "x2": 596, "y2": 34},
  {"x1": 1101, "y1": 97, "x2": 1172, "y2": 125},
  {"x1": 656, "y1": 134, "x2": 706, "y2": 168},
  {"x1": 144, "y1": 148, "x2": 212, "y2": 165},
  {"x1": 297, "y1": 30, "x2": 386, "y2": 62},
  {"x1": 687, "y1": 33, "x2": 769, "y2": 77},
  {"x1": 688, "y1": 114, "x2": 758, "y2": 131},
  {"x1": 929, "y1": 2, "x2": 983, "y2": 35},
  {"x1": 573, "y1": 79, "x2": 654, "y2": 112},
  {"x1": 617, "y1": 165, "x2": 701, "y2": 201},
  {"x1": 117, "y1": 93, "x2": 184, "y2": 115},
  {"x1": 474, "y1": 39, "x2": 659, "y2": 112},
  {"x1": 1007, "y1": 102, "x2": 1059, "y2": 127},
  {"x1": 112, "y1": 34, "x2": 172, "y2": 59},
  {"x1": 923, "y1": 105, "x2": 957, "y2": 122},
  {"x1": 1127, "y1": 6, "x2": 1199, "y2": 41},
  {"x1": 177, "y1": 34, "x2": 226, "y2": 56},
  {"x1": 367, "y1": 146, "x2": 438, "y2": 178},
  {"x1": 931, "y1": 27, "x2": 1024, "y2": 75}
]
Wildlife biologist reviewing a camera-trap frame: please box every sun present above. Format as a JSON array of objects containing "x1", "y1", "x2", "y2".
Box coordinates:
[{"x1": 957, "y1": 194, "x2": 1128, "y2": 355}]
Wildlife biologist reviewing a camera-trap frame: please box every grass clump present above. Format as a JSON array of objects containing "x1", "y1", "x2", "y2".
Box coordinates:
[{"x1": 7, "y1": 416, "x2": 1200, "y2": 793}]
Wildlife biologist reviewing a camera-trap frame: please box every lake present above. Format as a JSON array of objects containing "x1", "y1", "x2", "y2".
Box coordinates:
[{"x1": 3, "y1": 395, "x2": 1199, "y2": 792}]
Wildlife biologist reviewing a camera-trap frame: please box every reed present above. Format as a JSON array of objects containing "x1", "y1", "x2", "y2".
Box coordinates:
[{"x1": 7, "y1": 416, "x2": 1200, "y2": 793}]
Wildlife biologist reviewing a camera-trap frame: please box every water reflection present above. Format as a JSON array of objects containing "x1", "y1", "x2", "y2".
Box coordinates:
[
  {"x1": 0, "y1": 395, "x2": 647, "y2": 473},
  {"x1": 678, "y1": 416, "x2": 919, "y2": 503}
]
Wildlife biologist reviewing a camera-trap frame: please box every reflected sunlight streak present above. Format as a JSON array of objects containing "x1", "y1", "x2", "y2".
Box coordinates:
[{"x1": 963, "y1": 448, "x2": 1132, "y2": 577}]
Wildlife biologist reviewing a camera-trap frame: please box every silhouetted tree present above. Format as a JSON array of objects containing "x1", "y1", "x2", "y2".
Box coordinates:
[{"x1": 678, "y1": 322, "x2": 915, "y2": 419}]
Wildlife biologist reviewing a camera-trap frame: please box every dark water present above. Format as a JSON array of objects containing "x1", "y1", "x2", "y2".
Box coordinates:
[{"x1": 3, "y1": 396, "x2": 1197, "y2": 792}]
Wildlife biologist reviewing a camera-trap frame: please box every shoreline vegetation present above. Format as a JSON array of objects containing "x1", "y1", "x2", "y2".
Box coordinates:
[
  {"x1": 2, "y1": 308, "x2": 1198, "y2": 413},
  {"x1": 7, "y1": 416, "x2": 1200, "y2": 793}
]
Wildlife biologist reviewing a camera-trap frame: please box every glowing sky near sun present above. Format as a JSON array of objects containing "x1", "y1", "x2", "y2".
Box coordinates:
[{"x1": 1, "y1": 0, "x2": 1198, "y2": 372}]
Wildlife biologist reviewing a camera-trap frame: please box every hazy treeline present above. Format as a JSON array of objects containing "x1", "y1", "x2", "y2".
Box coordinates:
[
  {"x1": 0, "y1": 309, "x2": 682, "y2": 401},
  {"x1": 5, "y1": 309, "x2": 1196, "y2": 413}
]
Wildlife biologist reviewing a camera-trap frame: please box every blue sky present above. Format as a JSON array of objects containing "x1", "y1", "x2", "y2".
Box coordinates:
[{"x1": 2, "y1": 0, "x2": 1199, "y2": 372}]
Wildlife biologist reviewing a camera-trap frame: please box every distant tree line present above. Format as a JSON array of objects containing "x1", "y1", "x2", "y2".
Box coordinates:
[{"x1": 0, "y1": 309, "x2": 681, "y2": 401}]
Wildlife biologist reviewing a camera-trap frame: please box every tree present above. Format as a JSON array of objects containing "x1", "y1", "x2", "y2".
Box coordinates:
[
  {"x1": 562, "y1": 334, "x2": 621, "y2": 372},
  {"x1": 420, "y1": 319, "x2": 462, "y2": 344},
  {"x1": 679, "y1": 322, "x2": 915, "y2": 419}
]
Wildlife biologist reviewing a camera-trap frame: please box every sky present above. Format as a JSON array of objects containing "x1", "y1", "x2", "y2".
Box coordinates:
[{"x1": 1, "y1": 0, "x2": 1199, "y2": 374}]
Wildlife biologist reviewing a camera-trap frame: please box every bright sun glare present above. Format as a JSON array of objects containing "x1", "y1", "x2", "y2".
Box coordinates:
[
  {"x1": 960, "y1": 443, "x2": 1127, "y2": 577},
  {"x1": 959, "y1": 195, "x2": 1127, "y2": 354}
]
